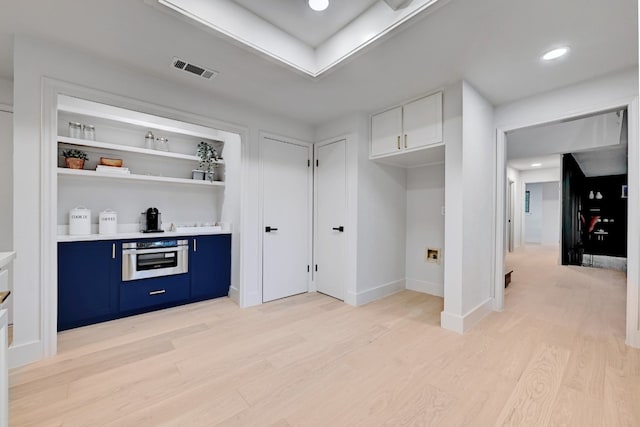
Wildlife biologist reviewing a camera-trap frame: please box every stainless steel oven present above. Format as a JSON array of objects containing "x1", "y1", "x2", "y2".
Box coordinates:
[{"x1": 122, "y1": 239, "x2": 188, "y2": 281}]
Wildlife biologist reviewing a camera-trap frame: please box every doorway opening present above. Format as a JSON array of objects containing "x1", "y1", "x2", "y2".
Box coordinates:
[{"x1": 501, "y1": 108, "x2": 629, "y2": 336}]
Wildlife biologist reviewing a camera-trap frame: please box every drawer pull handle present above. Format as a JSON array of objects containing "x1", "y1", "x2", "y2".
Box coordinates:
[{"x1": 149, "y1": 290, "x2": 166, "y2": 296}]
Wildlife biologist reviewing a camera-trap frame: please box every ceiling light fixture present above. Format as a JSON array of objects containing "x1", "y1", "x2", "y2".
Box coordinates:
[
  {"x1": 531, "y1": 163, "x2": 542, "y2": 167},
  {"x1": 308, "y1": 0, "x2": 329, "y2": 12},
  {"x1": 542, "y1": 47, "x2": 569, "y2": 61}
]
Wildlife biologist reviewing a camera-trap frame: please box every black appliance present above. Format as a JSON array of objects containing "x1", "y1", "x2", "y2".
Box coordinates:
[{"x1": 140, "y1": 207, "x2": 164, "y2": 233}]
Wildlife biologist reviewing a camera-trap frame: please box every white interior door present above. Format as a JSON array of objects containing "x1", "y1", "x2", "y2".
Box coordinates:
[
  {"x1": 262, "y1": 137, "x2": 311, "y2": 302},
  {"x1": 314, "y1": 139, "x2": 347, "y2": 300}
]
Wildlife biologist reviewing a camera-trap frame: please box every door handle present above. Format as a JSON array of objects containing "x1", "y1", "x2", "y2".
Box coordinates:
[
  {"x1": 332, "y1": 226, "x2": 344, "y2": 232},
  {"x1": 265, "y1": 226, "x2": 279, "y2": 232},
  {"x1": 404, "y1": 134, "x2": 408, "y2": 148},
  {"x1": 396, "y1": 135, "x2": 401, "y2": 150},
  {"x1": 149, "y1": 289, "x2": 166, "y2": 296}
]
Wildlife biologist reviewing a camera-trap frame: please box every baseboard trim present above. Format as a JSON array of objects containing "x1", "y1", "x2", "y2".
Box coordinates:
[
  {"x1": 626, "y1": 329, "x2": 640, "y2": 349},
  {"x1": 405, "y1": 278, "x2": 443, "y2": 297},
  {"x1": 9, "y1": 340, "x2": 42, "y2": 369},
  {"x1": 350, "y1": 279, "x2": 405, "y2": 306},
  {"x1": 440, "y1": 298, "x2": 494, "y2": 334},
  {"x1": 228, "y1": 286, "x2": 240, "y2": 305}
]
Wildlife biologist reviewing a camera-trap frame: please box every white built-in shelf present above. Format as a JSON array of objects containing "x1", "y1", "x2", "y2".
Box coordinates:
[
  {"x1": 58, "y1": 136, "x2": 225, "y2": 164},
  {"x1": 57, "y1": 168, "x2": 225, "y2": 187}
]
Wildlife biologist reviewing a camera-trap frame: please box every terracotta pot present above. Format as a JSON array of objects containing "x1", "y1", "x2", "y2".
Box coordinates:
[{"x1": 65, "y1": 157, "x2": 85, "y2": 169}]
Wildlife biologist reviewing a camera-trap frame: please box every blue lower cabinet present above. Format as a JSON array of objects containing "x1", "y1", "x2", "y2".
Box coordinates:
[
  {"x1": 58, "y1": 241, "x2": 120, "y2": 331},
  {"x1": 120, "y1": 274, "x2": 190, "y2": 312},
  {"x1": 58, "y1": 234, "x2": 232, "y2": 331},
  {"x1": 190, "y1": 234, "x2": 232, "y2": 300}
]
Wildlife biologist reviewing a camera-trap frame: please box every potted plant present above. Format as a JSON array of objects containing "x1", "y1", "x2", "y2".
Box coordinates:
[
  {"x1": 62, "y1": 149, "x2": 89, "y2": 169},
  {"x1": 196, "y1": 141, "x2": 220, "y2": 181}
]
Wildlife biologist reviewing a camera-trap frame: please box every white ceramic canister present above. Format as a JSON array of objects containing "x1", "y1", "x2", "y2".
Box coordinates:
[
  {"x1": 69, "y1": 206, "x2": 91, "y2": 235},
  {"x1": 99, "y1": 209, "x2": 118, "y2": 234}
]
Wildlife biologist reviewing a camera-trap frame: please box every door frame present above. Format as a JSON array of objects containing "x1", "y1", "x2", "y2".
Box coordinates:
[
  {"x1": 258, "y1": 132, "x2": 313, "y2": 302},
  {"x1": 493, "y1": 96, "x2": 640, "y2": 348},
  {"x1": 313, "y1": 135, "x2": 357, "y2": 304}
]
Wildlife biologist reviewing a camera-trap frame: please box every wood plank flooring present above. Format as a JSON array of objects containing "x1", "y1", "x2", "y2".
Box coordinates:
[{"x1": 9, "y1": 245, "x2": 640, "y2": 426}]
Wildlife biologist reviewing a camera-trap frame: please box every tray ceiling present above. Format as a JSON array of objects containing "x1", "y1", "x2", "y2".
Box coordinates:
[
  {"x1": 231, "y1": 0, "x2": 379, "y2": 47},
  {"x1": 155, "y1": 0, "x2": 444, "y2": 77}
]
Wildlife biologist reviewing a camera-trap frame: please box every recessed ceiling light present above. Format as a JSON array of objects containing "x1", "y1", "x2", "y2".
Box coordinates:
[
  {"x1": 542, "y1": 47, "x2": 569, "y2": 61},
  {"x1": 531, "y1": 163, "x2": 542, "y2": 167},
  {"x1": 308, "y1": 0, "x2": 329, "y2": 11}
]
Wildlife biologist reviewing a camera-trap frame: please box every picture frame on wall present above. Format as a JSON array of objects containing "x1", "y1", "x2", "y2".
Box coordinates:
[{"x1": 621, "y1": 184, "x2": 628, "y2": 198}]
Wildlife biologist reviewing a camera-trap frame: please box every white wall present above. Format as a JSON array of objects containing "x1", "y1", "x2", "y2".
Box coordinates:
[
  {"x1": 12, "y1": 36, "x2": 314, "y2": 367},
  {"x1": 517, "y1": 168, "x2": 561, "y2": 247},
  {"x1": 0, "y1": 78, "x2": 12, "y2": 106},
  {"x1": 507, "y1": 167, "x2": 522, "y2": 249},
  {"x1": 442, "y1": 82, "x2": 464, "y2": 316},
  {"x1": 442, "y1": 80, "x2": 496, "y2": 331},
  {"x1": 0, "y1": 78, "x2": 12, "y2": 252},
  {"x1": 541, "y1": 182, "x2": 560, "y2": 245},
  {"x1": 460, "y1": 82, "x2": 495, "y2": 315},
  {"x1": 496, "y1": 68, "x2": 638, "y2": 129},
  {"x1": 524, "y1": 183, "x2": 543, "y2": 243},
  {"x1": 405, "y1": 163, "x2": 445, "y2": 297}
]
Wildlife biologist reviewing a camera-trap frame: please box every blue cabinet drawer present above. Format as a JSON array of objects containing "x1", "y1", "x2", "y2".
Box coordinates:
[{"x1": 120, "y1": 274, "x2": 189, "y2": 312}]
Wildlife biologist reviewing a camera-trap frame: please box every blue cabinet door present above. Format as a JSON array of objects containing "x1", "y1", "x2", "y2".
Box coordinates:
[
  {"x1": 58, "y1": 240, "x2": 119, "y2": 330},
  {"x1": 190, "y1": 234, "x2": 231, "y2": 300}
]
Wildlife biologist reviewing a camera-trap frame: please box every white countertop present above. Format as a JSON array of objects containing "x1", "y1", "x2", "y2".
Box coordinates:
[
  {"x1": 0, "y1": 252, "x2": 16, "y2": 269},
  {"x1": 58, "y1": 230, "x2": 231, "y2": 242}
]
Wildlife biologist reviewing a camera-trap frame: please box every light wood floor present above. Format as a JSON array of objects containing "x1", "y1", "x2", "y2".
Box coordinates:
[{"x1": 9, "y1": 245, "x2": 640, "y2": 426}]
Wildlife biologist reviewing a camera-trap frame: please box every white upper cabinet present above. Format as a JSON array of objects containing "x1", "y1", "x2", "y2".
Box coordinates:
[
  {"x1": 370, "y1": 91, "x2": 443, "y2": 167},
  {"x1": 403, "y1": 91, "x2": 443, "y2": 151},
  {"x1": 371, "y1": 106, "x2": 402, "y2": 157}
]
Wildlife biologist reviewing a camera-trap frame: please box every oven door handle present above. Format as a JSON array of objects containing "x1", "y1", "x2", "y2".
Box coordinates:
[{"x1": 122, "y1": 246, "x2": 187, "y2": 255}]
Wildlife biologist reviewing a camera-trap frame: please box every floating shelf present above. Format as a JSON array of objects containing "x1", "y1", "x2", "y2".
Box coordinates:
[
  {"x1": 57, "y1": 167, "x2": 225, "y2": 187},
  {"x1": 58, "y1": 136, "x2": 224, "y2": 164}
]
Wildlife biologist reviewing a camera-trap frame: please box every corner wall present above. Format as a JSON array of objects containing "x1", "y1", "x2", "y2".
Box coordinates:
[
  {"x1": 442, "y1": 81, "x2": 495, "y2": 333},
  {"x1": 406, "y1": 163, "x2": 445, "y2": 296}
]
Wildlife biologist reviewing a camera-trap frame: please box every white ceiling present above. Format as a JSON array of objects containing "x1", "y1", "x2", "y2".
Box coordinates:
[
  {"x1": 231, "y1": 0, "x2": 379, "y2": 47},
  {"x1": 573, "y1": 146, "x2": 628, "y2": 177},
  {"x1": 0, "y1": 0, "x2": 637, "y2": 126},
  {"x1": 508, "y1": 155, "x2": 561, "y2": 172},
  {"x1": 507, "y1": 110, "x2": 629, "y2": 177}
]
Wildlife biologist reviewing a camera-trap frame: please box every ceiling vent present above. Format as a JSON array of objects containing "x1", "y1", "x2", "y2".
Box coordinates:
[{"x1": 172, "y1": 57, "x2": 219, "y2": 80}]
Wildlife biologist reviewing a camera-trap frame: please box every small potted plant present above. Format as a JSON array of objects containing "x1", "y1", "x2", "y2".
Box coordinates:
[
  {"x1": 196, "y1": 141, "x2": 220, "y2": 181},
  {"x1": 62, "y1": 149, "x2": 89, "y2": 169}
]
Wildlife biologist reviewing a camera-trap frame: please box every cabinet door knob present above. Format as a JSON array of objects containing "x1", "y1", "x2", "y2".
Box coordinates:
[{"x1": 397, "y1": 135, "x2": 401, "y2": 150}]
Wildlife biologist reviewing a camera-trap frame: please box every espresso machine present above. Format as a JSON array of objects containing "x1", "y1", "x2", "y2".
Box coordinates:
[{"x1": 140, "y1": 207, "x2": 164, "y2": 233}]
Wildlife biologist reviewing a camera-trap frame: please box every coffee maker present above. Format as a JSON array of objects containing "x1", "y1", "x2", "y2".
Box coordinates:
[{"x1": 140, "y1": 207, "x2": 164, "y2": 233}]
